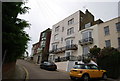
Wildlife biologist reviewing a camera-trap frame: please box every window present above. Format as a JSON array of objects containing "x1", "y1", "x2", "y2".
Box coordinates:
[
  {"x1": 105, "y1": 40, "x2": 111, "y2": 47},
  {"x1": 118, "y1": 37, "x2": 120, "y2": 47},
  {"x1": 42, "y1": 32, "x2": 46, "y2": 37},
  {"x1": 62, "y1": 27, "x2": 64, "y2": 32},
  {"x1": 52, "y1": 44, "x2": 57, "y2": 50},
  {"x1": 73, "y1": 64, "x2": 85, "y2": 69},
  {"x1": 68, "y1": 18, "x2": 74, "y2": 25},
  {"x1": 41, "y1": 41, "x2": 46, "y2": 47},
  {"x1": 80, "y1": 17, "x2": 83, "y2": 22},
  {"x1": 89, "y1": 65, "x2": 98, "y2": 70},
  {"x1": 67, "y1": 27, "x2": 74, "y2": 35},
  {"x1": 61, "y1": 37, "x2": 63, "y2": 42},
  {"x1": 83, "y1": 46, "x2": 89, "y2": 55},
  {"x1": 41, "y1": 37, "x2": 46, "y2": 41},
  {"x1": 66, "y1": 39, "x2": 73, "y2": 46},
  {"x1": 82, "y1": 30, "x2": 92, "y2": 39},
  {"x1": 116, "y1": 22, "x2": 120, "y2": 32},
  {"x1": 55, "y1": 26, "x2": 59, "y2": 32},
  {"x1": 85, "y1": 22, "x2": 91, "y2": 28},
  {"x1": 104, "y1": 26, "x2": 110, "y2": 35},
  {"x1": 54, "y1": 34, "x2": 58, "y2": 40}
]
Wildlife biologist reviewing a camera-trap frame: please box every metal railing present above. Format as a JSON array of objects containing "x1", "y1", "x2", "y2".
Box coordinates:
[
  {"x1": 79, "y1": 37, "x2": 93, "y2": 46},
  {"x1": 49, "y1": 44, "x2": 78, "y2": 54},
  {"x1": 55, "y1": 54, "x2": 92, "y2": 62},
  {"x1": 65, "y1": 44, "x2": 78, "y2": 50}
]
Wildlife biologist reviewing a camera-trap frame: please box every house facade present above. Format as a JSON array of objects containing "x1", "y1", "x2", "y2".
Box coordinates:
[
  {"x1": 49, "y1": 9, "x2": 103, "y2": 63},
  {"x1": 32, "y1": 28, "x2": 51, "y2": 64},
  {"x1": 98, "y1": 17, "x2": 120, "y2": 50},
  {"x1": 32, "y1": 42, "x2": 40, "y2": 63},
  {"x1": 39, "y1": 28, "x2": 51, "y2": 63}
]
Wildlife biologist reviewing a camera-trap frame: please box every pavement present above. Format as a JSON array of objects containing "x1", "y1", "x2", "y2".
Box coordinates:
[
  {"x1": 2, "y1": 61, "x2": 27, "y2": 81},
  {"x1": 13, "y1": 64, "x2": 26, "y2": 79}
]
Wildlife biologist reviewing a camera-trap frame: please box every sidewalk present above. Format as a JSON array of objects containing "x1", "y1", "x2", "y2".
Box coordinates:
[
  {"x1": 13, "y1": 64, "x2": 26, "y2": 79},
  {"x1": 2, "y1": 63, "x2": 26, "y2": 81}
]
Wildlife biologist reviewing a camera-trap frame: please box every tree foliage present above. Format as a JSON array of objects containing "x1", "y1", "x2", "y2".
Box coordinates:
[
  {"x1": 89, "y1": 45, "x2": 101, "y2": 58},
  {"x1": 97, "y1": 47, "x2": 120, "y2": 79},
  {"x1": 2, "y1": 2, "x2": 30, "y2": 63},
  {"x1": 99, "y1": 47, "x2": 119, "y2": 58}
]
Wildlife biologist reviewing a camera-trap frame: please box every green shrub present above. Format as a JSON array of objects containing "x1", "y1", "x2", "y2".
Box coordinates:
[{"x1": 97, "y1": 47, "x2": 120, "y2": 79}]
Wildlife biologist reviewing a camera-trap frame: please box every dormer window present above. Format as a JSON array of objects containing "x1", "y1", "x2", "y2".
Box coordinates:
[{"x1": 85, "y1": 22, "x2": 91, "y2": 28}]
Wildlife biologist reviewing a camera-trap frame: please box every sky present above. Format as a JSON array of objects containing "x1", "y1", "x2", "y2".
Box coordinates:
[{"x1": 18, "y1": 0, "x2": 120, "y2": 56}]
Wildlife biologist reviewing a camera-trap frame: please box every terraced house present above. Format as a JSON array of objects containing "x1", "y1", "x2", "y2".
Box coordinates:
[
  {"x1": 32, "y1": 28, "x2": 51, "y2": 64},
  {"x1": 98, "y1": 17, "x2": 120, "y2": 50},
  {"x1": 48, "y1": 9, "x2": 103, "y2": 71},
  {"x1": 48, "y1": 9, "x2": 120, "y2": 71}
]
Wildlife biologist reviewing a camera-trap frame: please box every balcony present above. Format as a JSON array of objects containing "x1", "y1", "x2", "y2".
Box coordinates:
[
  {"x1": 79, "y1": 37, "x2": 93, "y2": 46},
  {"x1": 49, "y1": 47, "x2": 66, "y2": 54},
  {"x1": 55, "y1": 54, "x2": 92, "y2": 62},
  {"x1": 65, "y1": 44, "x2": 78, "y2": 50},
  {"x1": 49, "y1": 44, "x2": 78, "y2": 54}
]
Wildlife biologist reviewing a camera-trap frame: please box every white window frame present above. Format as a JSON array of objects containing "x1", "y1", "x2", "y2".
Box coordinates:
[
  {"x1": 83, "y1": 46, "x2": 89, "y2": 55},
  {"x1": 104, "y1": 26, "x2": 110, "y2": 35},
  {"x1": 54, "y1": 34, "x2": 58, "y2": 41},
  {"x1": 82, "y1": 30, "x2": 92, "y2": 39},
  {"x1": 85, "y1": 22, "x2": 91, "y2": 28},
  {"x1": 105, "y1": 40, "x2": 111, "y2": 47},
  {"x1": 67, "y1": 27, "x2": 74, "y2": 35},
  {"x1": 55, "y1": 26, "x2": 59, "y2": 32},
  {"x1": 66, "y1": 39, "x2": 73, "y2": 46}
]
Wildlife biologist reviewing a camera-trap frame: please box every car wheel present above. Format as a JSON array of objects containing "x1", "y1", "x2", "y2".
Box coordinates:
[
  {"x1": 82, "y1": 74, "x2": 89, "y2": 81},
  {"x1": 70, "y1": 76, "x2": 75, "y2": 80},
  {"x1": 102, "y1": 73, "x2": 107, "y2": 80}
]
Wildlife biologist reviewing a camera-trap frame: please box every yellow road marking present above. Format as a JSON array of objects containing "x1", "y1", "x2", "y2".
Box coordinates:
[{"x1": 22, "y1": 66, "x2": 29, "y2": 80}]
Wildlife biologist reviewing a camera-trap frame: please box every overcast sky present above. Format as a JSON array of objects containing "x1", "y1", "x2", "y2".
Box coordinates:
[{"x1": 18, "y1": 0, "x2": 119, "y2": 56}]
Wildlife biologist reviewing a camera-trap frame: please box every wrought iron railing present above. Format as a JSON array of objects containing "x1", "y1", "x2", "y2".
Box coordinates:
[
  {"x1": 65, "y1": 44, "x2": 78, "y2": 50},
  {"x1": 49, "y1": 44, "x2": 78, "y2": 54},
  {"x1": 79, "y1": 37, "x2": 93, "y2": 46},
  {"x1": 55, "y1": 54, "x2": 92, "y2": 62}
]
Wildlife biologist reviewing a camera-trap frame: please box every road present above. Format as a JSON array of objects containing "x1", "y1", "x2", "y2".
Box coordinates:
[
  {"x1": 17, "y1": 59, "x2": 70, "y2": 79},
  {"x1": 17, "y1": 59, "x2": 117, "y2": 81}
]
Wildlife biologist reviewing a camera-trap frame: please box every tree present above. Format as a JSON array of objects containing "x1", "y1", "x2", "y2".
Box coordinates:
[
  {"x1": 90, "y1": 45, "x2": 101, "y2": 58},
  {"x1": 2, "y1": 2, "x2": 30, "y2": 63},
  {"x1": 97, "y1": 47, "x2": 120, "y2": 79}
]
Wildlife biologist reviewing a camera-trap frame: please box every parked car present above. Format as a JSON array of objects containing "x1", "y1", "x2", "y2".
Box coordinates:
[
  {"x1": 70, "y1": 64, "x2": 107, "y2": 81},
  {"x1": 40, "y1": 61, "x2": 57, "y2": 71}
]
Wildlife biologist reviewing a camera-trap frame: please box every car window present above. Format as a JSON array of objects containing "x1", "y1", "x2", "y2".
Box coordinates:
[
  {"x1": 44, "y1": 62, "x2": 55, "y2": 65},
  {"x1": 85, "y1": 65, "x2": 90, "y2": 69},
  {"x1": 73, "y1": 64, "x2": 85, "y2": 69},
  {"x1": 89, "y1": 65, "x2": 98, "y2": 70},
  {"x1": 44, "y1": 62, "x2": 48, "y2": 65}
]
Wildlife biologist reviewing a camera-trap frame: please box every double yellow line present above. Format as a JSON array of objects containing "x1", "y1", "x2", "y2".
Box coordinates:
[{"x1": 22, "y1": 66, "x2": 29, "y2": 80}]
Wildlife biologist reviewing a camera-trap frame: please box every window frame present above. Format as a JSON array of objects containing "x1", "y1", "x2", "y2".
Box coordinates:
[
  {"x1": 116, "y1": 22, "x2": 120, "y2": 32},
  {"x1": 67, "y1": 27, "x2": 74, "y2": 35},
  {"x1": 68, "y1": 18, "x2": 74, "y2": 25},
  {"x1": 118, "y1": 37, "x2": 120, "y2": 48},
  {"x1": 105, "y1": 40, "x2": 111, "y2": 47},
  {"x1": 55, "y1": 26, "x2": 59, "y2": 32},
  {"x1": 54, "y1": 34, "x2": 58, "y2": 41},
  {"x1": 104, "y1": 26, "x2": 110, "y2": 35}
]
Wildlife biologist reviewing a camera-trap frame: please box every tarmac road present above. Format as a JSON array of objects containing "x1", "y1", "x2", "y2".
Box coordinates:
[
  {"x1": 17, "y1": 59, "x2": 118, "y2": 81},
  {"x1": 17, "y1": 59, "x2": 70, "y2": 79}
]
